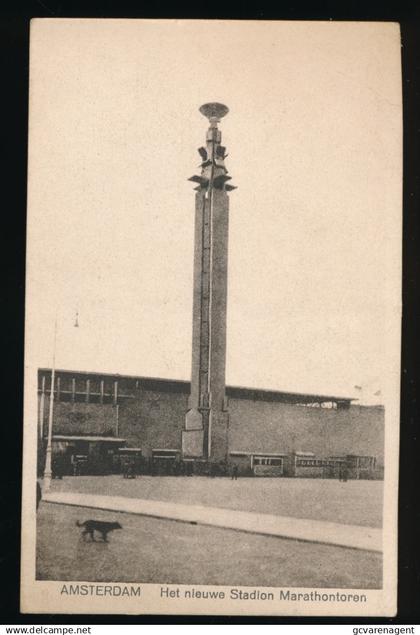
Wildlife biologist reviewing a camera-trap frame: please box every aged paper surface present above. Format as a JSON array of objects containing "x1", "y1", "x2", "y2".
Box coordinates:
[{"x1": 21, "y1": 19, "x2": 402, "y2": 616}]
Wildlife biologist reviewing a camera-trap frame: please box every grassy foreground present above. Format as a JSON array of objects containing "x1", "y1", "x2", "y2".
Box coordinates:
[{"x1": 37, "y1": 501, "x2": 382, "y2": 588}]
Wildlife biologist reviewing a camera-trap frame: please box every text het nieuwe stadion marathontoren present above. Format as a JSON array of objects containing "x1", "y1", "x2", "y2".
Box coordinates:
[
  {"x1": 60, "y1": 585, "x2": 368, "y2": 603},
  {"x1": 160, "y1": 587, "x2": 368, "y2": 602}
]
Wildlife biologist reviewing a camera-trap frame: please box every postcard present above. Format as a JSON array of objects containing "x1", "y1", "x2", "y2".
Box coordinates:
[{"x1": 21, "y1": 18, "x2": 401, "y2": 616}]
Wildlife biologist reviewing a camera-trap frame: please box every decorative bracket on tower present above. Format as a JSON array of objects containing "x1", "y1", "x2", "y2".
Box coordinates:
[{"x1": 188, "y1": 102, "x2": 237, "y2": 192}]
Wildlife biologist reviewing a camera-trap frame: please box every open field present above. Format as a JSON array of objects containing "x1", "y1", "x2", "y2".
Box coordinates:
[
  {"x1": 50, "y1": 475, "x2": 383, "y2": 528},
  {"x1": 37, "y1": 502, "x2": 382, "y2": 588}
]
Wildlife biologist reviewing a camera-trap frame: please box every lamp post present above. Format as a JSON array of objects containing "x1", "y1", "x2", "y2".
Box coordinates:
[{"x1": 43, "y1": 314, "x2": 58, "y2": 492}]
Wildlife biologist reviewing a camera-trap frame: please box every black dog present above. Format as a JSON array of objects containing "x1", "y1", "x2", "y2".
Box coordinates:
[{"x1": 76, "y1": 519, "x2": 122, "y2": 542}]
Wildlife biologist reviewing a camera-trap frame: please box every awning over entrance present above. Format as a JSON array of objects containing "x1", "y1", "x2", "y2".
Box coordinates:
[
  {"x1": 230, "y1": 450, "x2": 288, "y2": 457},
  {"x1": 52, "y1": 435, "x2": 126, "y2": 443},
  {"x1": 152, "y1": 448, "x2": 180, "y2": 459}
]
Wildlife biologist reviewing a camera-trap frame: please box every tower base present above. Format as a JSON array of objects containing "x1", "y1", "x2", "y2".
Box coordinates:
[
  {"x1": 182, "y1": 428, "x2": 204, "y2": 458},
  {"x1": 208, "y1": 410, "x2": 229, "y2": 462}
]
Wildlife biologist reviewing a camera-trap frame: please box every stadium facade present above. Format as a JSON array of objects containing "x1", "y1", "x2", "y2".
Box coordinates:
[{"x1": 37, "y1": 368, "x2": 384, "y2": 479}]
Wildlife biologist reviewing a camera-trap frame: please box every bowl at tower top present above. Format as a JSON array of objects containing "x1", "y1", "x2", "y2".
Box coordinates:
[{"x1": 199, "y1": 103, "x2": 229, "y2": 123}]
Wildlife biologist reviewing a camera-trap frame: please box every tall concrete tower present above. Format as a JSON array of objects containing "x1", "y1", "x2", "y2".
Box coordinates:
[{"x1": 182, "y1": 103, "x2": 236, "y2": 463}]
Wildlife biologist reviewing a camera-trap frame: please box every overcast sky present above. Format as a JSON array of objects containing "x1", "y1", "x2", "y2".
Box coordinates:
[{"x1": 26, "y1": 20, "x2": 402, "y2": 404}]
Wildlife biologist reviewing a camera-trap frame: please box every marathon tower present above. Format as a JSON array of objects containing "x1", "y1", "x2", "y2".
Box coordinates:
[{"x1": 182, "y1": 103, "x2": 236, "y2": 463}]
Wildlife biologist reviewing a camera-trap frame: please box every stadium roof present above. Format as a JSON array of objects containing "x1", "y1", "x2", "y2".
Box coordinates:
[{"x1": 39, "y1": 367, "x2": 355, "y2": 406}]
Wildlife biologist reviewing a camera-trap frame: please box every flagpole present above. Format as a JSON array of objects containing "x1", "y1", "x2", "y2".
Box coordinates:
[
  {"x1": 43, "y1": 312, "x2": 58, "y2": 492},
  {"x1": 354, "y1": 384, "x2": 363, "y2": 412}
]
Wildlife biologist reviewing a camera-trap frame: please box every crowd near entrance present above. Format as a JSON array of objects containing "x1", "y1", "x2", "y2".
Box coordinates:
[{"x1": 47, "y1": 435, "x2": 125, "y2": 478}]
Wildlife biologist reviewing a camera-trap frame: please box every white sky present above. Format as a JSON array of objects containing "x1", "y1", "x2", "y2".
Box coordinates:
[{"x1": 26, "y1": 20, "x2": 402, "y2": 404}]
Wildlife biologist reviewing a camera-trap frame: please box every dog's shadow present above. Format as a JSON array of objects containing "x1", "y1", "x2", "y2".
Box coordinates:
[
  {"x1": 76, "y1": 533, "x2": 110, "y2": 555},
  {"x1": 80, "y1": 535, "x2": 110, "y2": 545}
]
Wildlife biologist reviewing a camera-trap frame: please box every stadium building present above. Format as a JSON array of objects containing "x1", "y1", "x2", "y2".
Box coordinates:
[{"x1": 37, "y1": 368, "x2": 384, "y2": 479}]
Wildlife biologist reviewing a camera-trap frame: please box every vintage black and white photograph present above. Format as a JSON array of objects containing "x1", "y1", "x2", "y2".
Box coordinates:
[{"x1": 21, "y1": 19, "x2": 401, "y2": 616}]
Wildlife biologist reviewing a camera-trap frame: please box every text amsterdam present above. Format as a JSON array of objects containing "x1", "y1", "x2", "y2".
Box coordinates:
[{"x1": 61, "y1": 584, "x2": 141, "y2": 597}]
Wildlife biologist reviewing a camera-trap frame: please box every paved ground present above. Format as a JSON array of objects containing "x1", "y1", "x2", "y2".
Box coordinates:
[
  {"x1": 37, "y1": 502, "x2": 382, "y2": 588},
  {"x1": 50, "y1": 475, "x2": 383, "y2": 528},
  {"x1": 43, "y1": 490, "x2": 382, "y2": 552}
]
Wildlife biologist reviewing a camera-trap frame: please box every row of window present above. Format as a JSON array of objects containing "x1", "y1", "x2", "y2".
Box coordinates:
[
  {"x1": 296, "y1": 401, "x2": 338, "y2": 409},
  {"x1": 252, "y1": 456, "x2": 376, "y2": 468},
  {"x1": 39, "y1": 376, "x2": 134, "y2": 405},
  {"x1": 253, "y1": 457, "x2": 283, "y2": 466}
]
